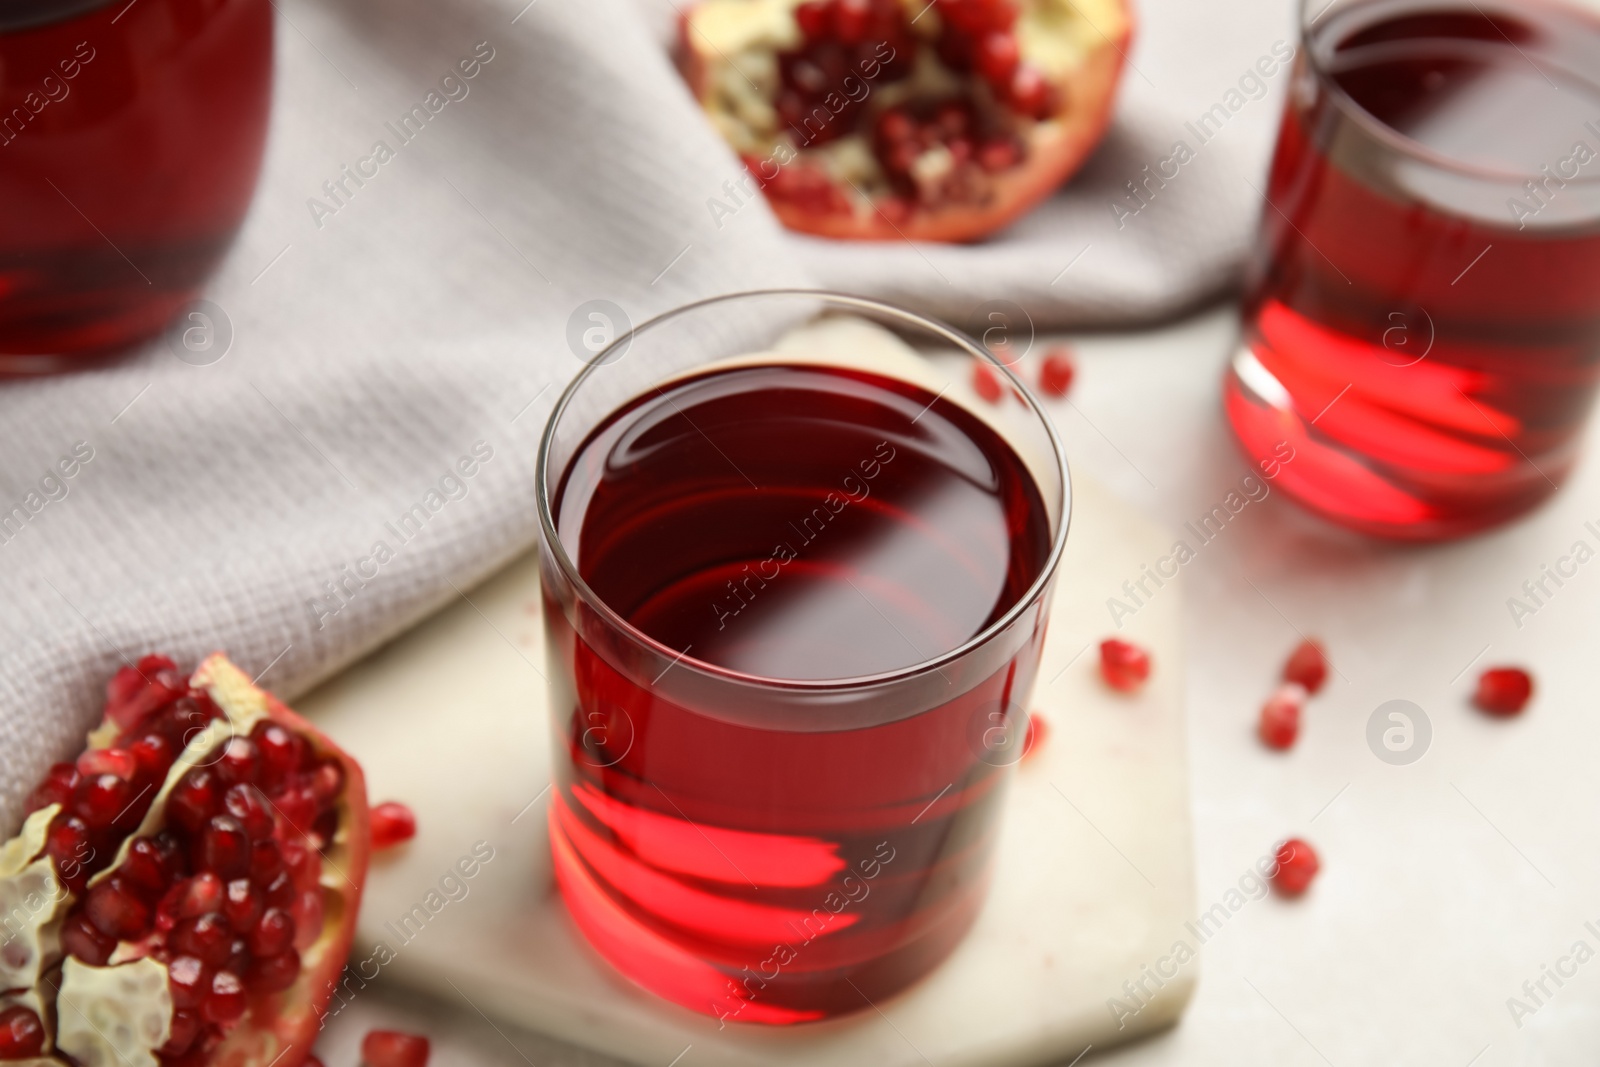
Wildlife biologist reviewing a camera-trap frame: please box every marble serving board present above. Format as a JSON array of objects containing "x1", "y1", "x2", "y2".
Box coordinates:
[{"x1": 295, "y1": 324, "x2": 1198, "y2": 1067}]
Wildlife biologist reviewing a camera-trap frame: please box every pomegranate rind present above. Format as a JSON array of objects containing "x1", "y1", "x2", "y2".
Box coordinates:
[
  {"x1": 679, "y1": 0, "x2": 1133, "y2": 242},
  {"x1": 0, "y1": 806, "x2": 68, "y2": 996}
]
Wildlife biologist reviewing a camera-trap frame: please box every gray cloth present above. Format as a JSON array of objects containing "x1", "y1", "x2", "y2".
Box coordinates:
[{"x1": 0, "y1": 0, "x2": 1290, "y2": 826}]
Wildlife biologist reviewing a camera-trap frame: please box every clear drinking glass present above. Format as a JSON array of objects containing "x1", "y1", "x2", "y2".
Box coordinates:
[
  {"x1": 1225, "y1": 0, "x2": 1600, "y2": 539},
  {"x1": 535, "y1": 291, "x2": 1069, "y2": 1023}
]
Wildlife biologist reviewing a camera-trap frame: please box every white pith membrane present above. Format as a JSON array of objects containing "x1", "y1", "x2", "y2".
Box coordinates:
[
  {"x1": 0, "y1": 656, "x2": 356, "y2": 1067},
  {"x1": 681, "y1": 0, "x2": 1124, "y2": 224}
]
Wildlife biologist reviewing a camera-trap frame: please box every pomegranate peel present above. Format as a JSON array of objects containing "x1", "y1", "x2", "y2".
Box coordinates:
[
  {"x1": 0, "y1": 654, "x2": 369, "y2": 1067},
  {"x1": 679, "y1": 0, "x2": 1132, "y2": 242}
]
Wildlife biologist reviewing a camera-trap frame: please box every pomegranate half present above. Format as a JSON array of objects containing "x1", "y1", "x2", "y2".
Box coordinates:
[
  {"x1": 679, "y1": 0, "x2": 1132, "y2": 241},
  {"x1": 0, "y1": 654, "x2": 368, "y2": 1067}
]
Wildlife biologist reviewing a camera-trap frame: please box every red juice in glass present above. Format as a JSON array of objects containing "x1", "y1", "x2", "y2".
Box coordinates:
[
  {"x1": 1226, "y1": 0, "x2": 1600, "y2": 539},
  {"x1": 0, "y1": 0, "x2": 273, "y2": 368},
  {"x1": 535, "y1": 293, "x2": 1068, "y2": 1024}
]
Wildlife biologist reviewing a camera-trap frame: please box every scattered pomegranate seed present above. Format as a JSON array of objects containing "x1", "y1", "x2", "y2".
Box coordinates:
[
  {"x1": 1099, "y1": 638, "x2": 1151, "y2": 693},
  {"x1": 1022, "y1": 713, "x2": 1049, "y2": 761},
  {"x1": 1271, "y1": 838, "x2": 1320, "y2": 896},
  {"x1": 1283, "y1": 639, "x2": 1328, "y2": 694},
  {"x1": 1257, "y1": 683, "x2": 1306, "y2": 750},
  {"x1": 371, "y1": 801, "x2": 418, "y2": 850},
  {"x1": 0, "y1": 1005, "x2": 46, "y2": 1060},
  {"x1": 1038, "y1": 347, "x2": 1075, "y2": 397},
  {"x1": 972, "y1": 362, "x2": 1003, "y2": 403},
  {"x1": 362, "y1": 1029, "x2": 432, "y2": 1067},
  {"x1": 1474, "y1": 666, "x2": 1533, "y2": 716}
]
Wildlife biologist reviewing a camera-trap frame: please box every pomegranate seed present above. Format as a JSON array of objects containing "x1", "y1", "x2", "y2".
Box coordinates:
[
  {"x1": 105, "y1": 657, "x2": 184, "y2": 730},
  {"x1": 85, "y1": 877, "x2": 153, "y2": 941},
  {"x1": 292, "y1": 889, "x2": 324, "y2": 949},
  {"x1": 370, "y1": 802, "x2": 417, "y2": 850},
  {"x1": 362, "y1": 1030, "x2": 432, "y2": 1067},
  {"x1": 77, "y1": 747, "x2": 137, "y2": 781},
  {"x1": 74, "y1": 772, "x2": 133, "y2": 828},
  {"x1": 195, "y1": 815, "x2": 251, "y2": 878},
  {"x1": 1038, "y1": 347, "x2": 1075, "y2": 397},
  {"x1": 203, "y1": 970, "x2": 247, "y2": 1024},
  {"x1": 972, "y1": 362, "x2": 1003, "y2": 403},
  {"x1": 173, "y1": 913, "x2": 234, "y2": 967},
  {"x1": 245, "y1": 948, "x2": 301, "y2": 994},
  {"x1": 168, "y1": 769, "x2": 221, "y2": 834},
  {"x1": 224, "y1": 936, "x2": 251, "y2": 976},
  {"x1": 159, "y1": 1010, "x2": 202, "y2": 1058},
  {"x1": 46, "y1": 815, "x2": 94, "y2": 892},
  {"x1": 62, "y1": 912, "x2": 116, "y2": 965},
  {"x1": 1283, "y1": 639, "x2": 1328, "y2": 694},
  {"x1": 216, "y1": 737, "x2": 260, "y2": 786},
  {"x1": 167, "y1": 955, "x2": 210, "y2": 1010},
  {"x1": 1474, "y1": 667, "x2": 1533, "y2": 716},
  {"x1": 127, "y1": 733, "x2": 175, "y2": 786},
  {"x1": 0, "y1": 1005, "x2": 46, "y2": 1060},
  {"x1": 121, "y1": 838, "x2": 171, "y2": 896},
  {"x1": 1008, "y1": 64, "x2": 1053, "y2": 118},
  {"x1": 976, "y1": 136, "x2": 1021, "y2": 172},
  {"x1": 833, "y1": 0, "x2": 869, "y2": 43},
  {"x1": 272, "y1": 782, "x2": 318, "y2": 834},
  {"x1": 250, "y1": 838, "x2": 285, "y2": 882},
  {"x1": 1099, "y1": 638, "x2": 1151, "y2": 692},
  {"x1": 1271, "y1": 838, "x2": 1320, "y2": 896},
  {"x1": 795, "y1": 0, "x2": 829, "y2": 38},
  {"x1": 1021, "y1": 713, "x2": 1048, "y2": 761},
  {"x1": 1258, "y1": 683, "x2": 1306, "y2": 751},
  {"x1": 223, "y1": 783, "x2": 276, "y2": 841},
  {"x1": 262, "y1": 870, "x2": 295, "y2": 910},
  {"x1": 25, "y1": 761, "x2": 81, "y2": 814},
  {"x1": 222, "y1": 879, "x2": 264, "y2": 932},
  {"x1": 280, "y1": 840, "x2": 315, "y2": 885},
  {"x1": 254, "y1": 723, "x2": 307, "y2": 789},
  {"x1": 975, "y1": 30, "x2": 1019, "y2": 82},
  {"x1": 250, "y1": 908, "x2": 296, "y2": 958},
  {"x1": 177, "y1": 872, "x2": 225, "y2": 918},
  {"x1": 310, "y1": 760, "x2": 344, "y2": 806}
]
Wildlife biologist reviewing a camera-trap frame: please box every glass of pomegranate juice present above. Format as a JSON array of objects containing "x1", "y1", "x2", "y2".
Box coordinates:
[
  {"x1": 1226, "y1": 0, "x2": 1600, "y2": 539},
  {"x1": 535, "y1": 291, "x2": 1069, "y2": 1024}
]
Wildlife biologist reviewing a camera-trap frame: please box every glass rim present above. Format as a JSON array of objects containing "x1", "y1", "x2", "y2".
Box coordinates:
[
  {"x1": 1299, "y1": 0, "x2": 1600, "y2": 188},
  {"x1": 534, "y1": 288, "x2": 1073, "y2": 693}
]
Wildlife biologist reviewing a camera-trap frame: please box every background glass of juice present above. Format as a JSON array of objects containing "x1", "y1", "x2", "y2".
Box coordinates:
[
  {"x1": 535, "y1": 291, "x2": 1069, "y2": 1024},
  {"x1": 1225, "y1": 0, "x2": 1600, "y2": 540},
  {"x1": 0, "y1": 0, "x2": 273, "y2": 371}
]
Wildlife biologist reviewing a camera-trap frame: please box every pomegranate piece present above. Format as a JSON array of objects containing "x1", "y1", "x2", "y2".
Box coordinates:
[
  {"x1": 0, "y1": 1005, "x2": 46, "y2": 1060},
  {"x1": 1099, "y1": 638, "x2": 1151, "y2": 693},
  {"x1": 971, "y1": 362, "x2": 1003, "y2": 404},
  {"x1": 1038, "y1": 347, "x2": 1075, "y2": 397},
  {"x1": 1258, "y1": 683, "x2": 1306, "y2": 751},
  {"x1": 2, "y1": 653, "x2": 371, "y2": 1067},
  {"x1": 362, "y1": 1029, "x2": 432, "y2": 1067},
  {"x1": 1271, "y1": 838, "x2": 1320, "y2": 896},
  {"x1": 1474, "y1": 666, "x2": 1533, "y2": 716},
  {"x1": 1283, "y1": 639, "x2": 1328, "y2": 694},
  {"x1": 678, "y1": 0, "x2": 1132, "y2": 242},
  {"x1": 370, "y1": 801, "x2": 418, "y2": 850}
]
